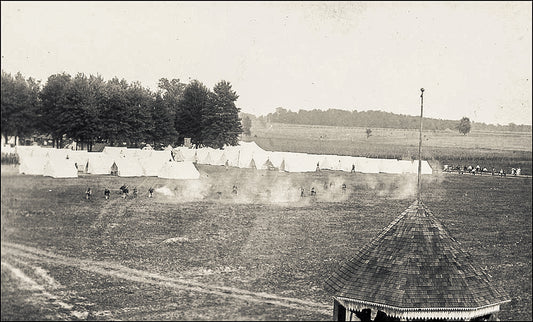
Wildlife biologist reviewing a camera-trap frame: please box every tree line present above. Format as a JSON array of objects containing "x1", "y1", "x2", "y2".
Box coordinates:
[
  {"x1": 262, "y1": 107, "x2": 531, "y2": 132},
  {"x1": 1, "y1": 71, "x2": 243, "y2": 151}
]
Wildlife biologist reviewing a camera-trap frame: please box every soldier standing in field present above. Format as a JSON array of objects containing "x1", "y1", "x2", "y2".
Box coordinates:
[
  {"x1": 104, "y1": 188, "x2": 110, "y2": 200},
  {"x1": 148, "y1": 187, "x2": 154, "y2": 198},
  {"x1": 86, "y1": 187, "x2": 92, "y2": 200}
]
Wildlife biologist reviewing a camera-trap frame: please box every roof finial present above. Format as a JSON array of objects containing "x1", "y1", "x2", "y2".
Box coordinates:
[{"x1": 417, "y1": 88, "x2": 424, "y2": 205}]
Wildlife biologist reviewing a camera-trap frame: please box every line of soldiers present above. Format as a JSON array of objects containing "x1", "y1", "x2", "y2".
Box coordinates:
[
  {"x1": 300, "y1": 183, "x2": 347, "y2": 197},
  {"x1": 85, "y1": 185, "x2": 154, "y2": 200}
]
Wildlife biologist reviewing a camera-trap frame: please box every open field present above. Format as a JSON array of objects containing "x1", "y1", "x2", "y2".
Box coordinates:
[
  {"x1": 248, "y1": 123, "x2": 532, "y2": 175},
  {"x1": 1, "y1": 164, "x2": 531, "y2": 321}
]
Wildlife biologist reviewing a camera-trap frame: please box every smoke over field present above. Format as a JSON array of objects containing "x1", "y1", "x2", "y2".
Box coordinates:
[{"x1": 152, "y1": 165, "x2": 440, "y2": 205}]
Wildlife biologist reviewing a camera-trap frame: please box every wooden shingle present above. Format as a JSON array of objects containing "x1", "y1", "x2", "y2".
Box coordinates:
[{"x1": 324, "y1": 200, "x2": 510, "y2": 320}]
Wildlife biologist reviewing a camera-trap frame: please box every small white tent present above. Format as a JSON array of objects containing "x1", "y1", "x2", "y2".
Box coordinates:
[
  {"x1": 112, "y1": 157, "x2": 144, "y2": 177},
  {"x1": 102, "y1": 146, "x2": 127, "y2": 157},
  {"x1": 66, "y1": 150, "x2": 89, "y2": 172},
  {"x1": 86, "y1": 153, "x2": 115, "y2": 175},
  {"x1": 43, "y1": 158, "x2": 78, "y2": 178},
  {"x1": 18, "y1": 156, "x2": 46, "y2": 175},
  {"x1": 139, "y1": 150, "x2": 173, "y2": 176},
  {"x1": 158, "y1": 161, "x2": 200, "y2": 179}
]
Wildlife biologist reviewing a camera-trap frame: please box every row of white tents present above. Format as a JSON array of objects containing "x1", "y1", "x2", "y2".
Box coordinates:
[
  {"x1": 10, "y1": 141, "x2": 432, "y2": 179},
  {"x1": 13, "y1": 145, "x2": 200, "y2": 179},
  {"x1": 173, "y1": 141, "x2": 433, "y2": 174}
]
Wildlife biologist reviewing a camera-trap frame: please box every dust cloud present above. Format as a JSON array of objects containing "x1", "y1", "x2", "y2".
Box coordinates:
[{"x1": 153, "y1": 167, "x2": 442, "y2": 205}]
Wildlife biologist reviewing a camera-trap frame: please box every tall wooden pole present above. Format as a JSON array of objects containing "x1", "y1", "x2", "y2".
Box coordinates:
[{"x1": 417, "y1": 88, "x2": 424, "y2": 204}]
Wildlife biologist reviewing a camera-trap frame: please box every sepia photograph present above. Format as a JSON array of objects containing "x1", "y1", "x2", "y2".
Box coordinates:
[{"x1": 1, "y1": 1, "x2": 531, "y2": 321}]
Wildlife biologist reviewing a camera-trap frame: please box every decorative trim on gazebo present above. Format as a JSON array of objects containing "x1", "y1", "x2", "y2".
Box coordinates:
[{"x1": 335, "y1": 296, "x2": 511, "y2": 321}]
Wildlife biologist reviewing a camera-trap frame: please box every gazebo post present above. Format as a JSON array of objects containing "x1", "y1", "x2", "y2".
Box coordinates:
[{"x1": 333, "y1": 298, "x2": 346, "y2": 321}]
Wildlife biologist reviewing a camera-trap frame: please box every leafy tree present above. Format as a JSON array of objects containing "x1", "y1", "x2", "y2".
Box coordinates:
[
  {"x1": 457, "y1": 117, "x2": 471, "y2": 135},
  {"x1": 201, "y1": 80, "x2": 242, "y2": 148},
  {"x1": 242, "y1": 115, "x2": 252, "y2": 136},
  {"x1": 39, "y1": 73, "x2": 73, "y2": 148},
  {"x1": 150, "y1": 93, "x2": 178, "y2": 147},
  {"x1": 100, "y1": 77, "x2": 132, "y2": 146},
  {"x1": 176, "y1": 80, "x2": 210, "y2": 146},
  {"x1": 1, "y1": 71, "x2": 41, "y2": 145},
  {"x1": 155, "y1": 78, "x2": 185, "y2": 146},
  {"x1": 62, "y1": 73, "x2": 106, "y2": 151},
  {"x1": 126, "y1": 81, "x2": 155, "y2": 147}
]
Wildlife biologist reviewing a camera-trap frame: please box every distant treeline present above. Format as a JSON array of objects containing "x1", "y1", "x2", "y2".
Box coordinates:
[
  {"x1": 257, "y1": 108, "x2": 531, "y2": 132},
  {"x1": 1, "y1": 71, "x2": 243, "y2": 150}
]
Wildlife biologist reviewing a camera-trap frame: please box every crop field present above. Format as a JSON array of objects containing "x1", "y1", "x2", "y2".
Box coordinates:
[
  {"x1": 249, "y1": 123, "x2": 532, "y2": 175},
  {"x1": 1, "y1": 163, "x2": 531, "y2": 321}
]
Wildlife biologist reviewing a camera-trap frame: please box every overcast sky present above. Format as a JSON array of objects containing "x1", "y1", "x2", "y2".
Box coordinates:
[{"x1": 2, "y1": 1, "x2": 531, "y2": 125}]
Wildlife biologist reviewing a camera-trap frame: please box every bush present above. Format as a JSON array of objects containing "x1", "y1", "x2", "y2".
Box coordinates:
[{"x1": 1, "y1": 153, "x2": 19, "y2": 165}]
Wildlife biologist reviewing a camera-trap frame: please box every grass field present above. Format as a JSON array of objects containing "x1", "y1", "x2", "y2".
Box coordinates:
[
  {"x1": 248, "y1": 123, "x2": 532, "y2": 175},
  {"x1": 1, "y1": 163, "x2": 531, "y2": 321}
]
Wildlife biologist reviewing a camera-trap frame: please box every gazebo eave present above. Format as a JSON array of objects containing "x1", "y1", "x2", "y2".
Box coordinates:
[{"x1": 335, "y1": 296, "x2": 511, "y2": 321}]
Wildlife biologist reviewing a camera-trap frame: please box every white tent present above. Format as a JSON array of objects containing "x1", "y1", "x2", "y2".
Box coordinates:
[
  {"x1": 354, "y1": 157, "x2": 380, "y2": 173},
  {"x1": 102, "y1": 146, "x2": 127, "y2": 157},
  {"x1": 15, "y1": 145, "x2": 41, "y2": 158},
  {"x1": 43, "y1": 158, "x2": 78, "y2": 178},
  {"x1": 123, "y1": 148, "x2": 142, "y2": 159},
  {"x1": 112, "y1": 157, "x2": 144, "y2": 177},
  {"x1": 86, "y1": 153, "x2": 115, "y2": 175},
  {"x1": 158, "y1": 161, "x2": 200, "y2": 179},
  {"x1": 377, "y1": 159, "x2": 403, "y2": 174},
  {"x1": 224, "y1": 149, "x2": 241, "y2": 167},
  {"x1": 66, "y1": 150, "x2": 89, "y2": 172},
  {"x1": 237, "y1": 150, "x2": 255, "y2": 168},
  {"x1": 174, "y1": 147, "x2": 196, "y2": 162},
  {"x1": 172, "y1": 149, "x2": 185, "y2": 162},
  {"x1": 18, "y1": 156, "x2": 46, "y2": 175},
  {"x1": 139, "y1": 150, "x2": 173, "y2": 176},
  {"x1": 267, "y1": 151, "x2": 286, "y2": 170},
  {"x1": 251, "y1": 151, "x2": 272, "y2": 170},
  {"x1": 280, "y1": 152, "x2": 319, "y2": 172},
  {"x1": 317, "y1": 155, "x2": 337, "y2": 170},
  {"x1": 45, "y1": 149, "x2": 70, "y2": 160},
  {"x1": 213, "y1": 151, "x2": 228, "y2": 166},
  {"x1": 335, "y1": 155, "x2": 357, "y2": 172},
  {"x1": 208, "y1": 149, "x2": 225, "y2": 165}
]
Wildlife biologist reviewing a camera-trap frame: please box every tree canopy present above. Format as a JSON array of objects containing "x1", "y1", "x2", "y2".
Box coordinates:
[
  {"x1": 457, "y1": 117, "x2": 471, "y2": 135},
  {"x1": 1, "y1": 70, "x2": 244, "y2": 150}
]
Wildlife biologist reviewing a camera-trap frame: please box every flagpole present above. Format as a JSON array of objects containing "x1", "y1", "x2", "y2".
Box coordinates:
[{"x1": 417, "y1": 88, "x2": 424, "y2": 204}]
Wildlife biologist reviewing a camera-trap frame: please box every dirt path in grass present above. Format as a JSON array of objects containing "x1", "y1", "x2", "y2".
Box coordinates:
[{"x1": 2, "y1": 242, "x2": 331, "y2": 316}]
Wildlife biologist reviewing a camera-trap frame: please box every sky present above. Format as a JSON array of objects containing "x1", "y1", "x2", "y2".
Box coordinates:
[{"x1": 1, "y1": 1, "x2": 531, "y2": 125}]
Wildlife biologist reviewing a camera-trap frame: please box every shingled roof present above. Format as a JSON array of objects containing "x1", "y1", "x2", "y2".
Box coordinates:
[{"x1": 324, "y1": 200, "x2": 510, "y2": 320}]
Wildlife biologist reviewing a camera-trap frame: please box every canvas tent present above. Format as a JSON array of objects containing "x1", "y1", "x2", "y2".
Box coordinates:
[
  {"x1": 86, "y1": 153, "x2": 115, "y2": 175},
  {"x1": 43, "y1": 158, "x2": 78, "y2": 178},
  {"x1": 174, "y1": 147, "x2": 196, "y2": 162},
  {"x1": 66, "y1": 150, "x2": 89, "y2": 172},
  {"x1": 112, "y1": 157, "x2": 144, "y2": 177},
  {"x1": 158, "y1": 161, "x2": 200, "y2": 179},
  {"x1": 280, "y1": 152, "x2": 320, "y2": 172},
  {"x1": 102, "y1": 146, "x2": 127, "y2": 157},
  {"x1": 18, "y1": 156, "x2": 46, "y2": 175},
  {"x1": 139, "y1": 150, "x2": 173, "y2": 176}
]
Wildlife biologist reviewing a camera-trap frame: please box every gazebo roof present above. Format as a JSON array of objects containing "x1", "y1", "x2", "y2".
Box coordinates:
[{"x1": 324, "y1": 201, "x2": 510, "y2": 320}]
